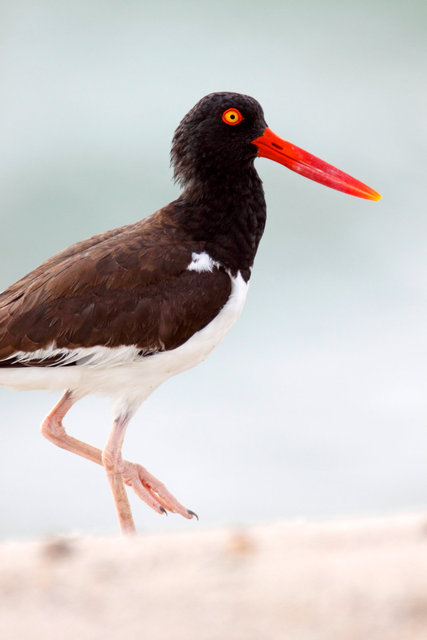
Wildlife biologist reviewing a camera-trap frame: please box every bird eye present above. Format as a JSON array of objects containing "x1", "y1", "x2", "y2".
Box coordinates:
[{"x1": 222, "y1": 108, "x2": 244, "y2": 126}]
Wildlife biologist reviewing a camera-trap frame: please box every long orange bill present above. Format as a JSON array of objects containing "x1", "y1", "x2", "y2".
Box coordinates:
[{"x1": 251, "y1": 127, "x2": 381, "y2": 201}]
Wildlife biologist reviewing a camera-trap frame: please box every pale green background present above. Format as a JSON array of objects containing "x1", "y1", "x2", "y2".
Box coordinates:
[{"x1": 1, "y1": 0, "x2": 426, "y2": 537}]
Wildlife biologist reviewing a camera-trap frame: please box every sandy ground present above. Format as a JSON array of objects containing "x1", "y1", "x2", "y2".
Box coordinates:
[{"x1": 0, "y1": 514, "x2": 426, "y2": 640}]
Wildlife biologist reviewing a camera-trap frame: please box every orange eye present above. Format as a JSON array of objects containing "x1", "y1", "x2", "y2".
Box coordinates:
[{"x1": 222, "y1": 108, "x2": 244, "y2": 126}]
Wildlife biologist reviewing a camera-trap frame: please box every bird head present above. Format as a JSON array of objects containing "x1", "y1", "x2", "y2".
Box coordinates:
[{"x1": 171, "y1": 92, "x2": 381, "y2": 200}]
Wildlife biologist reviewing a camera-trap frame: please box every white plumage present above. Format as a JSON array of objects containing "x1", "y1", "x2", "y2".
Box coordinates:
[{"x1": 0, "y1": 270, "x2": 248, "y2": 416}]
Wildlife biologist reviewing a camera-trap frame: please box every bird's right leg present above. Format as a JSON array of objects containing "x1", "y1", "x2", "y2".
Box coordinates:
[
  {"x1": 41, "y1": 390, "x2": 196, "y2": 534},
  {"x1": 41, "y1": 390, "x2": 136, "y2": 534},
  {"x1": 41, "y1": 390, "x2": 103, "y2": 466}
]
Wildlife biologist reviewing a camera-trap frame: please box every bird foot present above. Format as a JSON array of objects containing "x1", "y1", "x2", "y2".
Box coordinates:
[{"x1": 121, "y1": 461, "x2": 197, "y2": 520}]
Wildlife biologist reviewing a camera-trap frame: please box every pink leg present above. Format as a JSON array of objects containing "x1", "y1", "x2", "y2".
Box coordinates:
[
  {"x1": 103, "y1": 412, "x2": 198, "y2": 532},
  {"x1": 41, "y1": 390, "x2": 102, "y2": 465},
  {"x1": 41, "y1": 391, "x2": 197, "y2": 534},
  {"x1": 101, "y1": 413, "x2": 136, "y2": 535}
]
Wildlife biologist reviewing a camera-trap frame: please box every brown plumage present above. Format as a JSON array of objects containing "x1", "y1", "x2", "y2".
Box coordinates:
[
  {"x1": 0, "y1": 91, "x2": 379, "y2": 534},
  {"x1": 0, "y1": 205, "x2": 231, "y2": 361}
]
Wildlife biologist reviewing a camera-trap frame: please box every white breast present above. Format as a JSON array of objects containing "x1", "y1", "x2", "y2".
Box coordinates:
[{"x1": 0, "y1": 270, "x2": 249, "y2": 412}]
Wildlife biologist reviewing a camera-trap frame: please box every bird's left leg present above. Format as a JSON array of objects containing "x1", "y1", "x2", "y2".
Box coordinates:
[
  {"x1": 102, "y1": 411, "x2": 197, "y2": 534},
  {"x1": 101, "y1": 412, "x2": 136, "y2": 535}
]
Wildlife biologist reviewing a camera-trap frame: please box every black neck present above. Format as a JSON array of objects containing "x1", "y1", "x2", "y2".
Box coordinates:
[{"x1": 172, "y1": 162, "x2": 266, "y2": 278}]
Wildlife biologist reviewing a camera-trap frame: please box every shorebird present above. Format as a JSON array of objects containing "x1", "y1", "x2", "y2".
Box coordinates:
[{"x1": 0, "y1": 92, "x2": 380, "y2": 534}]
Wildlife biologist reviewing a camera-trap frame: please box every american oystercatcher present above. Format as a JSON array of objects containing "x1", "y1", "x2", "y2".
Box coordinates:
[{"x1": 0, "y1": 93, "x2": 380, "y2": 534}]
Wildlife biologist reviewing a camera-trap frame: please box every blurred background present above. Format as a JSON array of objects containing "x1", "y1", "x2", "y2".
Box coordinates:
[{"x1": 0, "y1": 0, "x2": 426, "y2": 538}]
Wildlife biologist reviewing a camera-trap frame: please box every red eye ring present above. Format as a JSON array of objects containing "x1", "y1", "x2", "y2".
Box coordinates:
[{"x1": 222, "y1": 108, "x2": 244, "y2": 126}]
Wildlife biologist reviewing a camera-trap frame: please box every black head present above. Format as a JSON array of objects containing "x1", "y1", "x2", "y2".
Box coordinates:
[{"x1": 171, "y1": 92, "x2": 267, "y2": 187}]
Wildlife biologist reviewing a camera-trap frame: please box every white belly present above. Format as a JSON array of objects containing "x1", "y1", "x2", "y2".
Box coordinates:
[{"x1": 0, "y1": 271, "x2": 249, "y2": 411}]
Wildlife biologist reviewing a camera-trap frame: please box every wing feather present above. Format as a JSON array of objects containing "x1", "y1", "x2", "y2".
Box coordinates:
[{"x1": 0, "y1": 208, "x2": 231, "y2": 363}]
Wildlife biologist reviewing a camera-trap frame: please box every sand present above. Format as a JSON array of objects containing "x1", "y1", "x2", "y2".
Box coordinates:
[{"x1": 0, "y1": 513, "x2": 426, "y2": 640}]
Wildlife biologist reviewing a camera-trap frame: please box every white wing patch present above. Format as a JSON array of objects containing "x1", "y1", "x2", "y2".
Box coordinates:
[
  {"x1": 8, "y1": 343, "x2": 142, "y2": 368},
  {"x1": 3, "y1": 253, "x2": 229, "y2": 372},
  {"x1": 187, "y1": 251, "x2": 220, "y2": 273},
  {"x1": 0, "y1": 271, "x2": 249, "y2": 406}
]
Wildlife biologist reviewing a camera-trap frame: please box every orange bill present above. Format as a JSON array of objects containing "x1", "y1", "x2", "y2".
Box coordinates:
[{"x1": 252, "y1": 127, "x2": 381, "y2": 201}]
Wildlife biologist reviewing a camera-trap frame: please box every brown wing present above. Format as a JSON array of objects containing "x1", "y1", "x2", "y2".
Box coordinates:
[{"x1": 0, "y1": 207, "x2": 231, "y2": 361}]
